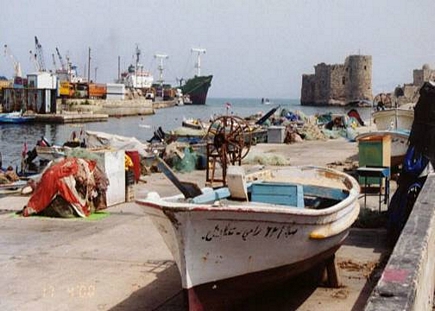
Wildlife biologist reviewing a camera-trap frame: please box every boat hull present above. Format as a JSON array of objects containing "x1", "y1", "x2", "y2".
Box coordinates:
[
  {"x1": 136, "y1": 166, "x2": 360, "y2": 309},
  {"x1": 35, "y1": 146, "x2": 66, "y2": 161},
  {"x1": 139, "y1": 203, "x2": 357, "y2": 288},
  {"x1": 372, "y1": 109, "x2": 414, "y2": 131},
  {"x1": 186, "y1": 244, "x2": 342, "y2": 310},
  {"x1": 0, "y1": 112, "x2": 35, "y2": 124},
  {"x1": 180, "y1": 75, "x2": 213, "y2": 105},
  {"x1": 181, "y1": 119, "x2": 206, "y2": 130}
]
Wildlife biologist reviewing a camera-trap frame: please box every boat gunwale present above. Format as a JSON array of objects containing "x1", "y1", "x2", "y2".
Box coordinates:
[
  {"x1": 136, "y1": 166, "x2": 360, "y2": 217},
  {"x1": 372, "y1": 108, "x2": 415, "y2": 120},
  {"x1": 355, "y1": 130, "x2": 410, "y2": 141}
]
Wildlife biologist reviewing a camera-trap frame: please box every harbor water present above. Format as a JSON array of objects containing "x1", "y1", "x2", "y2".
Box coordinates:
[{"x1": 0, "y1": 98, "x2": 372, "y2": 168}]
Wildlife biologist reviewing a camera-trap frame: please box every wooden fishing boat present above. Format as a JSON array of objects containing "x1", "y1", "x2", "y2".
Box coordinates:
[
  {"x1": 0, "y1": 179, "x2": 28, "y2": 196},
  {"x1": 356, "y1": 130, "x2": 410, "y2": 167},
  {"x1": 372, "y1": 108, "x2": 414, "y2": 131},
  {"x1": 35, "y1": 145, "x2": 66, "y2": 161},
  {"x1": 136, "y1": 165, "x2": 360, "y2": 310},
  {"x1": 181, "y1": 118, "x2": 207, "y2": 130}
]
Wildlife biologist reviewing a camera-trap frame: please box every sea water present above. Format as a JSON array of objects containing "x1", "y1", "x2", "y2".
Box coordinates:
[{"x1": 0, "y1": 98, "x2": 372, "y2": 168}]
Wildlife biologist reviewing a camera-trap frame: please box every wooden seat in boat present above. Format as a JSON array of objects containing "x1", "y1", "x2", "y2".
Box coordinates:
[{"x1": 251, "y1": 182, "x2": 305, "y2": 208}]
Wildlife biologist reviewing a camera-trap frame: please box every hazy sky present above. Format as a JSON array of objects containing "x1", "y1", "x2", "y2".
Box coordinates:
[{"x1": 1, "y1": 0, "x2": 434, "y2": 99}]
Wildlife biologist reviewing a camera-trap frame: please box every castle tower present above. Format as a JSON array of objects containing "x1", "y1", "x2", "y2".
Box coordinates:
[
  {"x1": 345, "y1": 55, "x2": 373, "y2": 102},
  {"x1": 413, "y1": 64, "x2": 434, "y2": 86}
]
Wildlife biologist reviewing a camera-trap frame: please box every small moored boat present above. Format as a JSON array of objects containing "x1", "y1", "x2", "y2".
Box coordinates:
[
  {"x1": 181, "y1": 118, "x2": 207, "y2": 130},
  {"x1": 372, "y1": 108, "x2": 414, "y2": 131},
  {"x1": 136, "y1": 165, "x2": 360, "y2": 310},
  {"x1": 0, "y1": 111, "x2": 36, "y2": 124}
]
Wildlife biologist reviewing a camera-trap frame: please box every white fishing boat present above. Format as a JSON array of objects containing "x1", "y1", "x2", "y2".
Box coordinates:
[
  {"x1": 136, "y1": 165, "x2": 360, "y2": 310},
  {"x1": 0, "y1": 111, "x2": 35, "y2": 124},
  {"x1": 372, "y1": 108, "x2": 414, "y2": 131},
  {"x1": 356, "y1": 130, "x2": 410, "y2": 167},
  {"x1": 0, "y1": 179, "x2": 28, "y2": 191}
]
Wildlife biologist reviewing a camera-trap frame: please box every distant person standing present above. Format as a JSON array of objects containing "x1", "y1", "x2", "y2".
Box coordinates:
[{"x1": 376, "y1": 100, "x2": 385, "y2": 111}]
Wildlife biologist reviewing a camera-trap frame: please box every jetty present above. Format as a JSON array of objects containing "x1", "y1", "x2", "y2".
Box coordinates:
[
  {"x1": 23, "y1": 98, "x2": 176, "y2": 124},
  {"x1": 34, "y1": 113, "x2": 108, "y2": 124}
]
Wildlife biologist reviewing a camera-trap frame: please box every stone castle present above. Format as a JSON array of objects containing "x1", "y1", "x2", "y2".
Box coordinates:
[
  {"x1": 300, "y1": 55, "x2": 373, "y2": 106},
  {"x1": 392, "y1": 64, "x2": 435, "y2": 106}
]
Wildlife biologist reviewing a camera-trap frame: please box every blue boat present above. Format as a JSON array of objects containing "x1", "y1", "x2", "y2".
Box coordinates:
[{"x1": 0, "y1": 111, "x2": 36, "y2": 124}]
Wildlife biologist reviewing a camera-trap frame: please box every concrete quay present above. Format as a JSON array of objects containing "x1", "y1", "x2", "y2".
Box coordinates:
[
  {"x1": 35, "y1": 113, "x2": 109, "y2": 124},
  {"x1": 30, "y1": 98, "x2": 177, "y2": 124},
  {"x1": 59, "y1": 97, "x2": 179, "y2": 117},
  {"x1": 59, "y1": 98, "x2": 155, "y2": 117},
  {"x1": 0, "y1": 139, "x2": 432, "y2": 310},
  {"x1": 365, "y1": 173, "x2": 435, "y2": 311}
]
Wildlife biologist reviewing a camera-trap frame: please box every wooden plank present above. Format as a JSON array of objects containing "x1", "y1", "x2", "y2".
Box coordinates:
[
  {"x1": 303, "y1": 185, "x2": 348, "y2": 201},
  {"x1": 156, "y1": 157, "x2": 202, "y2": 198},
  {"x1": 251, "y1": 183, "x2": 304, "y2": 208},
  {"x1": 325, "y1": 255, "x2": 341, "y2": 288},
  {"x1": 227, "y1": 166, "x2": 248, "y2": 201}
]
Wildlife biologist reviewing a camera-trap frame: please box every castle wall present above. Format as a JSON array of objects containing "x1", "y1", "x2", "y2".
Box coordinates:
[
  {"x1": 300, "y1": 54, "x2": 373, "y2": 106},
  {"x1": 329, "y1": 64, "x2": 346, "y2": 102},
  {"x1": 393, "y1": 65, "x2": 434, "y2": 106},
  {"x1": 413, "y1": 68, "x2": 434, "y2": 86},
  {"x1": 301, "y1": 74, "x2": 315, "y2": 103},
  {"x1": 313, "y1": 63, "x2": 332, "y2": 103}
]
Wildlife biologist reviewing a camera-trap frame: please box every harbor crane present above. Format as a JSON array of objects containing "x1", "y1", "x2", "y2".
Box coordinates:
[
  {"x1": 51, "y1": 53, "x2": 57, "y2": 71},
  {"x1": 3, "y1": 44, "x2": 22, "y2": 77},
  {"x1": 29, "y1": 36, "x2": 46, "y2": 72},
  {"x1": 56, "y1": 47, "x2": 66, "y2": 71}
]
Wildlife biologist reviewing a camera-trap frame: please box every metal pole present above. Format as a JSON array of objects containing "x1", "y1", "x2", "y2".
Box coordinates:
[
  {"x1": 88, "y1": 47, "x2": 91, "y2": 82},
  {"x1": 118, "y1": 56, "x2": 120, "y2": 81}
]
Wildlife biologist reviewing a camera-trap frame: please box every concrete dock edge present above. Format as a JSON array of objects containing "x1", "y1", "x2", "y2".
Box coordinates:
[{"x1": 365, "y1": 173, "x2": 435, "y2": 311}]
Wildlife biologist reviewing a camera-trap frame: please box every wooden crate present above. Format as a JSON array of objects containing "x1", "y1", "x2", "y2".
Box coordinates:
[{"x1": 125, "y1": 184, "x2": 135, "y2": 202}]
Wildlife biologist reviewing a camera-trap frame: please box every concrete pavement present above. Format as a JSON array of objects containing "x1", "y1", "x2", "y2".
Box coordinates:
[{"x1": 0, "y1": 138, "x2": 393, "y2": 310}]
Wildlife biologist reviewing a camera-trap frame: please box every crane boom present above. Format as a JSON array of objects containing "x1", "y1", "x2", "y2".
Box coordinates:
[
  {"x1": 34, "y1": 36, "x2": 46, "y2": 72},
  {"x1": 52, "y1": 53, "x2": 57, "y2": 71},
  {"x1": 56, "y1": 47, "x2": 66, "y2": 70},
  {"x1": 3, "y1": 44, "x2": 22, "y2": 77}
]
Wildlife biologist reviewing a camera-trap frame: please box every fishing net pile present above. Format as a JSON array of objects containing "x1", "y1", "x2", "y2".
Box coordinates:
[
  {"x1": 242, "y1": 152, "x2": 290, "y2": 166},
  {"x1": 22, "y1": 156, "x2": 109, "y2": 218},
  {"x1": 298, "y1": 122, "x2": 327, "y2": 141}
]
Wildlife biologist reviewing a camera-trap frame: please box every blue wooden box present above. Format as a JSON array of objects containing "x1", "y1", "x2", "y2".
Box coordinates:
[{"x1": 251, "y1": 182, "x2": 304, "y2": 208}]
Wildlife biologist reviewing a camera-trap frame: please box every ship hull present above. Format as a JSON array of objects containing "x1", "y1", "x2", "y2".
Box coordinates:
[{"x1": 181, "y1": 75, "x2": 213, "y2": 105}]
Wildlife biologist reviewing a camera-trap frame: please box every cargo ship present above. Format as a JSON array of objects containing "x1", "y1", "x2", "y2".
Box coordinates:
[{"x1": 179, "y1": 48, "x2": 213, "y2": 105}]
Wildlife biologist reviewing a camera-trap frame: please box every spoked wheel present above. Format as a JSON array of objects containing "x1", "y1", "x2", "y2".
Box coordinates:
[{"x1": 205, "y1": 115, "x2": 252, "y2": 186}]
